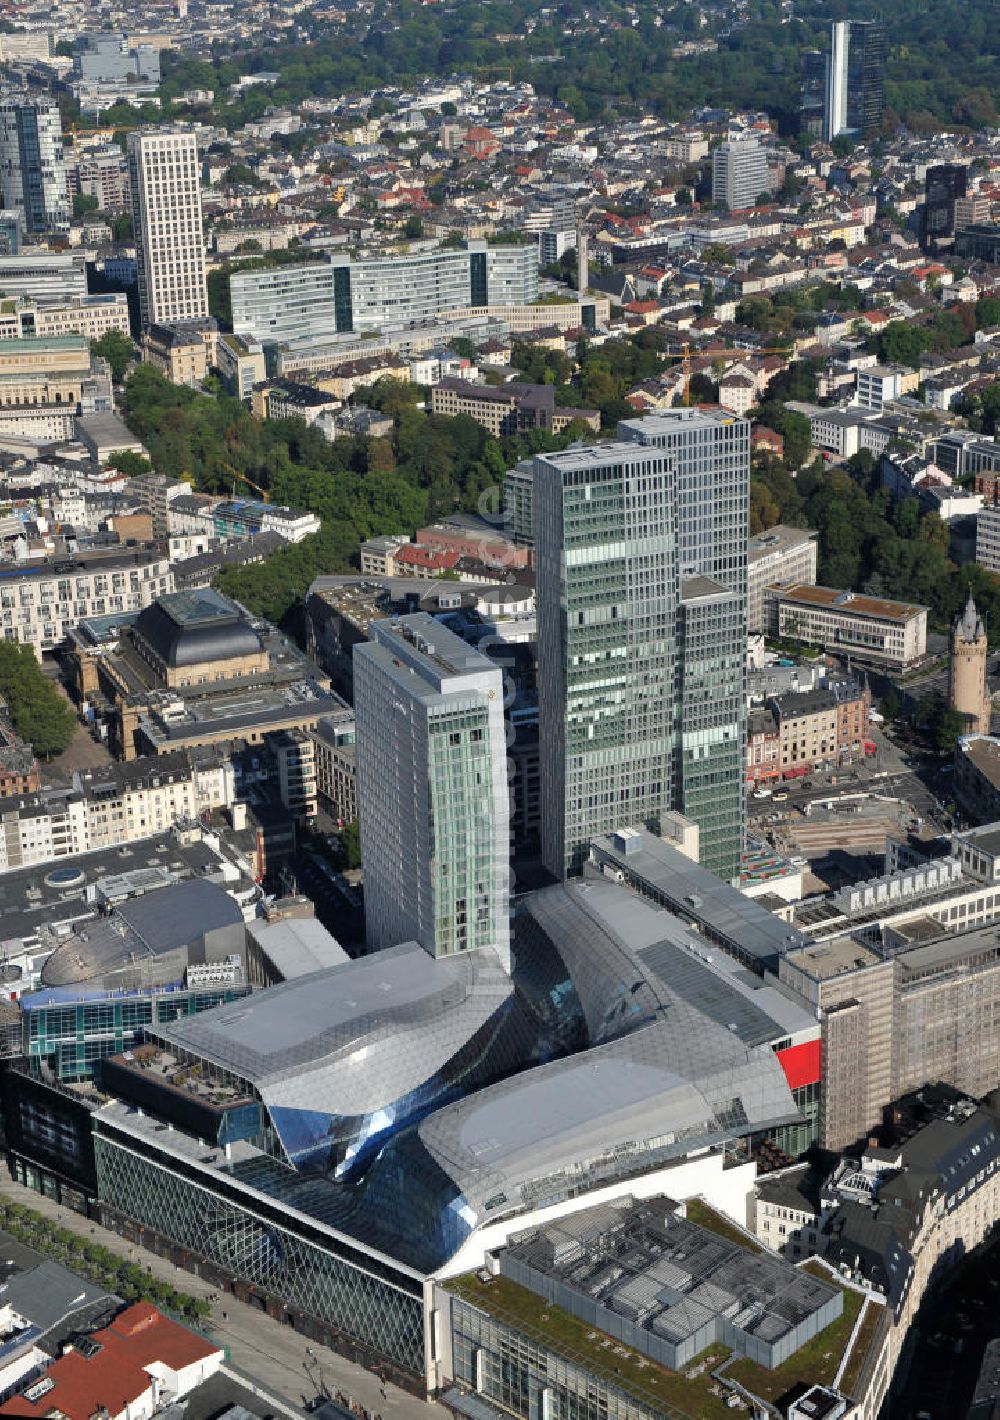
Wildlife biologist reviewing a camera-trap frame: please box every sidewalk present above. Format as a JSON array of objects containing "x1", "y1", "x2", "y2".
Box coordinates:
[{"x1": 0, "y1": 1177, "x2": 438, "y2": 1420}]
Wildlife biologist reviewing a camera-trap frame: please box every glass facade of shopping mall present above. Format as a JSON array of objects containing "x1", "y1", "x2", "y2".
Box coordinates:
[
  {"x1": 92, "y1": 1123, "x2": 426, "y2": 1373},
  {"x1": 24, "y1": 984, "x2": 248, "y2": 1081}
]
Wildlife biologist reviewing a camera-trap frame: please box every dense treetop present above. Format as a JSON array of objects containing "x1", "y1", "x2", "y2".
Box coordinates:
[{"x1": 102, "y1": 0, "x2": 1000, "y2": 137}]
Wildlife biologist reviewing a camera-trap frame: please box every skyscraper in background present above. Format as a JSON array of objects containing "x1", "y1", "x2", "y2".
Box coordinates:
[
  {"x1": 923, "y1": 163, "x2": 967, "y2": 249},
  {"x1": 354, "y1": 613, "x2": 511, "y2": 971},
  {"x1": 800, "y1": 49, "x2": 827, "y2": 138},
  {"x1": 0, "y1": 99, "x2": 69, "y2": 235},
  {"x1": 534, "y1": 410, "x2": 748, "y2": 884},
  {"x1": 823, "y1": 19, "x2": 885, "y2": 143},
  {"x1": 128, "y1": 128, "x2": 209, "y2": 327}
]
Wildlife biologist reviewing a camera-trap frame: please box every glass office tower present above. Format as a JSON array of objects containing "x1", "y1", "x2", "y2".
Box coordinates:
[
  {"x1": 0, "y1": 100, "x2": 69, "y2": 234},
  {"x1": 354, "y1": 613, "x2": 510, "y2": 969},
  {"x1": 619, "y1": 410, "x2": 748, "y2": 883},
  {"x1": 535, "y1": 412, "x2": 748, "y2": 884},
  {"x1": 534, "y1": 442, "x2": 681, "y2": 878}
]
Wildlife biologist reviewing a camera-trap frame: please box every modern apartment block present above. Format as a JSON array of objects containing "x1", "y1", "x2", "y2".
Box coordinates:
[
  {"x1": 128, "y1": 129, "x2": 208, "y2": 327},
  {"x1": 711, "y1": 138, "x2": 771, "y2": 212},
  {"x1": 75, "y1": 143, "x2": 130, "y2": 211},
  {"x1": 0, "y1": 548, "x2": 173, "y2": 657},
  {"x1": 354, "y1": 613, "x2": 510, "y2": 969},
  {"x1": 231, "y1": 242, "x2": 538, "y2": 345},
  {"x1": 824, "y1": 19, "x2": 885, "y2": 141},
  {"x1": 748, "y1": 525, "x2": 818, "y2": 632},
  {"x1": 215, "y1": 331, "x2": 266, "y2": 400},
  {"x1": 0, "y1": 99, "x2": 70, "y2": 235}
]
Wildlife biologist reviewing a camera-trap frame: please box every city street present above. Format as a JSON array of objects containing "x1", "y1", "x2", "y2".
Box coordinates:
[{"x1": 0, "y1": 1177, "x2": 438, "y2": 1420}]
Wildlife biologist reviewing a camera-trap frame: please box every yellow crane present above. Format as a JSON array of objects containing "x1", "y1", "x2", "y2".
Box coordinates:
[
  {"x1": 660, "y1": 342, "x2": 794, "y2": 405},
  {"x1": 225, "y1": 465, "x2": 270, "y2": 504}
]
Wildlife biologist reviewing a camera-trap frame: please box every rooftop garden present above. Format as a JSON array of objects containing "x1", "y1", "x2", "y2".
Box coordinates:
[
  {"x1": 446, "y1": 1272, "x2": 735, "y2": 1420},
  {"x1": 683, "y1": 1197, "x2": 763, "y2": 1252},
  {"x1": 725, "y1": 1263, "x2": 864, "y2": 1405}
]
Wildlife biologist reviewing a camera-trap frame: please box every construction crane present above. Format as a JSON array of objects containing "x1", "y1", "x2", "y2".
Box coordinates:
[
  {"x1": 659, "y1": 342, "x2": 794, "y2": 406},
  {"x1": 225, "y1": 465, "x2": 270, "y2": 504}
]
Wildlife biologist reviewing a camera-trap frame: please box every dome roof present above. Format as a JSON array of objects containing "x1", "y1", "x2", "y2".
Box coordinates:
[{"x1": 133, "y1": 587, "x2": 263, "y2": 669}]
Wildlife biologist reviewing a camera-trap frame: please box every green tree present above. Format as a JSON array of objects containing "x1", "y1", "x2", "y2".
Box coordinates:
[
  {"x1": 73, "y1": 192, "x2": 99, "y2": 217},
  {"x1": 0, "y1": 643, "x2": 76, "y2": 758},
  {"x1": 341, "y1": 818, "x2": 362, "y2": 868},
  {"x1": 91, "y1": 330, "x2": 137, "y2": 383},
  {"x1": 107, "y1": 450, "x2": 151, "y2": 477}
]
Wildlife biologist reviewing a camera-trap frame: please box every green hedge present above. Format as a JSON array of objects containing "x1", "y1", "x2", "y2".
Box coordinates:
[{"x1": 0, "y1": 1196, "x2": 212, "y2": 1321}]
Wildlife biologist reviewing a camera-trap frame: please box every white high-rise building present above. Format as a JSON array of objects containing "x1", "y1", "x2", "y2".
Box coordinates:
[
  {"x1": 0, "y1": 99, "x2": 69, "y2": 234},
  {"x1": 354, "y1": 613, "x2": 510, "y2": 971},
  {"x1": 825, "y1": 21, "x2": 850, "y2": 143},
  {"x1": 128, "y1": 129, "x2": 208, "y2": 327},
  {"x1": 711, "y1": 138, "x2": 771, "y2": 212}
]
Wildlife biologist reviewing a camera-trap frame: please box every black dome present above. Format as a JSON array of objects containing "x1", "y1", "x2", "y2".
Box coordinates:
[{"x1": 134, "y1": 587, "x2": 263, "y2": 669}]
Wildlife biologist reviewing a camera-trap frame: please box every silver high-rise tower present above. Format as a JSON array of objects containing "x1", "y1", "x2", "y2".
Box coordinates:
[
  {"x1": 354, "y1": 613, "x2": 511, "y2": 970},
  {"x1": 535, "y1": 410, "x2": 748, "y2": 884}
]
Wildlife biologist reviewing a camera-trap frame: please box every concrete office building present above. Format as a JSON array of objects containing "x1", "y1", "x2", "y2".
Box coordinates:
[
  {"x1": 764, "y1": 584, "x2": 928, "y2": 669},
  {"x1": 0, "y1": 293, "x2": 131, "y2": 342},
  {"x1": 0, "y1": 100, "x2": 69, "y2": 235},
  {"x1": 857, "y1": 364, "x2": 903, "y2": 412},
  {"x1": 128, "y1": 129, "x2": 208, "y2": 327},
  {"x1": 231, "y1": 242, "x2": 538, "y2": 346},
  {"x1": 535, "y1": 412, "x2": 747, "y2": 883},
  {"x1": 354, "y1": 613, "x2": 510, "y2": 969},
  {"x1": 0, "y1": 253, "x2": 86, "y2": 302},
  {"x1": 824, "y1": 19, "x2": 885, "y2": 142},
  {"x1": 711, "y1": 138, "x2": 771, "y2": 212},
  {"x1": 977, "y1": 503, "x2": 1000, "y2": 574},
  {"x1": 748, "y1": 525, "x2": 818, "y2": 632}
]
